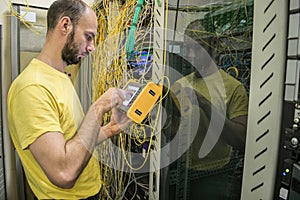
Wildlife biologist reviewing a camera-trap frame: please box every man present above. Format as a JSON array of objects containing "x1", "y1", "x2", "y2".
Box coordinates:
[
  {"x1": 7, "y1": 0, "x2": 130, "y2": 199},
  {"x1": 168, "y1": 19, "x2": 249, "y2": 199}
]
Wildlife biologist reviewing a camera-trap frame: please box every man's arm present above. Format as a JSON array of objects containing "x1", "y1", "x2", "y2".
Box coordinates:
[
  {"x1": 29, "y1": 88, "x2": 128, "y2": 189},
  {"x1": 220, "y1": 115, "x2": 247, "y2": 152},
  {"x1": 192, "y1": 89, "x2": 247, "y2": 152}
]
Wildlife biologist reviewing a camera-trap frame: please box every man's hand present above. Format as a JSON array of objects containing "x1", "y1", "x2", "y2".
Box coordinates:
[
  {"x1": 93, "y1": 88, "x2": 125, "y2": 117},
  {"x1": 95, "y1": 88, "x2": 132, "y2": 143},
  {"x1": 98, "y1": 108, "x2": 132, "y2": 142}
]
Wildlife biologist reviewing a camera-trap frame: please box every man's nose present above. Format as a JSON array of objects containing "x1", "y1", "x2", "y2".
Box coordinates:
[{"x1": 87, "y1": 43, "x2": 95, "y2": 53}]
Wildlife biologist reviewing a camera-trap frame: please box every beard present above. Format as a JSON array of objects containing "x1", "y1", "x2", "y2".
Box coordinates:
[{"x1": 62, "y1": 30, "x2": 81, "y2": 65}]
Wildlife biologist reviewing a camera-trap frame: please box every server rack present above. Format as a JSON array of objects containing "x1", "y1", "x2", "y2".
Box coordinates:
[
  {"x1": 155, "y1": 0, "x2": 290, "y2": 200},
  {"x1": 157, "y1": 0, "x2": 253, "y2": 200},
  {"x1": 274, "y1": 0, "x2": 300, "y2": 199}
]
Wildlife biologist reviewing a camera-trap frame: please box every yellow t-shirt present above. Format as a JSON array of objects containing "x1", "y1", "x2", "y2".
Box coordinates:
[
  {"x1": 173, "y1": 69, "x2": 248, "y2": 170},
  {"x1": 7, "y1": 59, "x2": 101, "y2": 199}
]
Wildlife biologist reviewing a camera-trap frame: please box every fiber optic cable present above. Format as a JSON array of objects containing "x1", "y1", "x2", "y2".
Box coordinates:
[{"x1": 126, "y1": 0, "x2": 145, "y2": 59}]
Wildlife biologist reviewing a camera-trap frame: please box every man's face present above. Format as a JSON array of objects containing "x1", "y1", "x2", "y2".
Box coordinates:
[
  {"x1": 62, "y1": 8, "x2": 98, "y2": 65},
  {"x1": 182, "y1": 36, "x2": 217, "y2": 77},
  {"x1": 183, "y1": 38, "x2": 207, "y2": 67},
  {"x1": 62, "y1": 30, "x2": 80, "y2": 65}
]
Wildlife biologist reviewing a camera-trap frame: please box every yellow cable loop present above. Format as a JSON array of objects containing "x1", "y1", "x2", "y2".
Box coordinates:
[
  {"x1": 6, "y1": 0, "x2": 44, "y2": 35},
  {"x1": 226, "y1": 66, "x2": 239, "y2": 78}
]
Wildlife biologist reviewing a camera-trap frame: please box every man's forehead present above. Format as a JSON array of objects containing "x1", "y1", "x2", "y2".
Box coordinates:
[{"x1": 78, "y1": 10, "x2": 98, "y2": 30}]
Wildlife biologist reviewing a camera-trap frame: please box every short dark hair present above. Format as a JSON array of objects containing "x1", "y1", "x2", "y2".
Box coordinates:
[
  {"x1": 47, "y1": 0, "x2": 89, "y2": 32},
  {"x1": 184, "y1": 19, "x2": 215, "y2": 44}
]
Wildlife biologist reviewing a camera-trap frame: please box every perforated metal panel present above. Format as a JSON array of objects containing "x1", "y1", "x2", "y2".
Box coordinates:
[
  {"x1": 149, "y1": 1, "x2": 165, "y2": 199},
  {"x1": 241, "y1": 0, "x2": 288, "y2": 199}
]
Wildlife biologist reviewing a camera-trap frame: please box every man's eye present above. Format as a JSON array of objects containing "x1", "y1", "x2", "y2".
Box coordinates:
[{"x1": 86, "y1": 35, "x2": 93, "y2": 41}]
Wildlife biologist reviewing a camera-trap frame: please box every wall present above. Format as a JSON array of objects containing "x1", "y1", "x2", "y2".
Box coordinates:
[{"x1": 0, "y1": 1, "x2": 93, "y2": 199}]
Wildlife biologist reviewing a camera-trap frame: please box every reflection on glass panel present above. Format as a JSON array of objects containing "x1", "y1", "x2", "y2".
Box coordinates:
[{"x1": 162, "y1": 0, "x2": 253, "y2": 200}]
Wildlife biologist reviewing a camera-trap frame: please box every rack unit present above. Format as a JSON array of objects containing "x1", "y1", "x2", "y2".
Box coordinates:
[{"x1": 274, "y1": 0, "x2": 300, "y2": 199}]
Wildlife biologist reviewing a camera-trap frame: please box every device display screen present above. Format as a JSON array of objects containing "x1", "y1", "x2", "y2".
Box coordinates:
[
  {"x1": 120, "y1": 82, "x2": 144, "y2": 112},
  {"x1": 123, "y1": 85, "x2": 141, "y2": 107}
]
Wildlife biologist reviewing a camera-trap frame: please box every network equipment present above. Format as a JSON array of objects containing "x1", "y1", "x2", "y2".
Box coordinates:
[
  {"x1": 120, "y1": 80, "x2": 163, "y2": 124},
  {"x1": 274, "y1": 1, "x2": 300, "y2": 199}
]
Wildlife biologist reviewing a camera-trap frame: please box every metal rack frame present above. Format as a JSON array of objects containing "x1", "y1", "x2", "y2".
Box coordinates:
[{"x1": 241, "y1": 0, "x2": 288, "y2": 199}]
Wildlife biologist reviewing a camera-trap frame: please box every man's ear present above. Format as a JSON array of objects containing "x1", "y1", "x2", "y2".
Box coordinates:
[
  {"x1": 59, "y1": 16, "x2": 72, "y2": 34},
  {"x1": 207, "y1": 36, "x2": 220, "y2": 59}
]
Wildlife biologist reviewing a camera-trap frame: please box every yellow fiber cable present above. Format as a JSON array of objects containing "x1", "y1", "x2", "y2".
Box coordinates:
[{"x1": 6, "y1": 0, "x2": 45, "y2": 35}]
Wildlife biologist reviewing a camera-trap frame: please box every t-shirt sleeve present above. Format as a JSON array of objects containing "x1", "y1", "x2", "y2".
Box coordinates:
[
  {"x1": 10, "y1": 84, "x2": 63, "y2": 149},
  {"x1": 227, "y1": 84, "x2": 249, "y2": 119}
]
